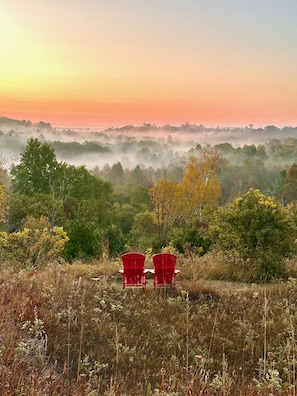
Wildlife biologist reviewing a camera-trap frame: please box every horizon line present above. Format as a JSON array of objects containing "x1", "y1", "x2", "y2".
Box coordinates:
[{"x1": 1, "y1": 115, "x2": 296, "y2": 132}]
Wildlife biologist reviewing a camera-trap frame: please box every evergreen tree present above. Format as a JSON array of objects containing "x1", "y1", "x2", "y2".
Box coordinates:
[{"x1": 283, "y1": 163, "x2": 297, "y2": 205}]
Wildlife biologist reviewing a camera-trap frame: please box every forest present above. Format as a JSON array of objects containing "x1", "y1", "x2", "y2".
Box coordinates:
[
  {"x1": 2, "y1": 117, "x2": 297, "y2": 394},
  {"x1": 0, "y1": 117, "x2": 297, "y2": 280},
  {"x1": 1, "y1": 116, "x2": 297, "y2": 280}
]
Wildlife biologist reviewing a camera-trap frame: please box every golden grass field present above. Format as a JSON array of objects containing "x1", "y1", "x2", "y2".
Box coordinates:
[{"x1": 1, "y1": 255, "x2": 297, "y2": 395}]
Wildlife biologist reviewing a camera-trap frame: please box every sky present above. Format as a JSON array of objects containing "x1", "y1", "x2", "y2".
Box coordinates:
[{"x1": 1, "y1": 0, "x2": 297, "y2": 129}]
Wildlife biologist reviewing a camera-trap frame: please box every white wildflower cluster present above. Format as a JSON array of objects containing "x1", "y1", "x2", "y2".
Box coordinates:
[{"x1": 16, "y1": 306, "x2": 48, "y2": 364}]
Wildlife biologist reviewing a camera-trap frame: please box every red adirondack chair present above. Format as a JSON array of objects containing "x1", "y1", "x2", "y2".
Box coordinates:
[
  {"x1": 152, "y1": 253, "x2": 180, "y2": 289},
  {"x1": 119, "y1": 252, "x2": 148, "y2": 290}
]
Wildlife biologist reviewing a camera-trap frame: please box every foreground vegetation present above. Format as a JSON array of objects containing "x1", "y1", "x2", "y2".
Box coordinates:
[{"x1": 2, "y1": 256, "x2": 297, "y2": 395}]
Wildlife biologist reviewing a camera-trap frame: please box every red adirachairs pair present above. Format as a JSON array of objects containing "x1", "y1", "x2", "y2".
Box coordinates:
[{"x1": 119, "y1": 252, "x2": 180, "y2": 290}]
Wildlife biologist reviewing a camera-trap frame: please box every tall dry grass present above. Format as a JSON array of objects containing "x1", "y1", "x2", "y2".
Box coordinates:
[{"x1": 1, "y1": 255, "x2": 297, "y2": 395}]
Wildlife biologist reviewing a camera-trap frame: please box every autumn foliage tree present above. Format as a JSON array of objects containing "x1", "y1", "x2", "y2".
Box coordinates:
[
  {"x1": 177, "y1": 148, "x2": 222, "y2": 225},
  {"x1": 148, "y1": 150, "x2": 222, "y2": 251},
  {"x1": 149, "y1": 178, "x2": 178, "y2": 246},
  {"x1": 0, "y1": 184, "x2": 8, "y2": 225}
]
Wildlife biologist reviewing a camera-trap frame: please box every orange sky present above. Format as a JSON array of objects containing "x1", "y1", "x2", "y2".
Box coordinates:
[{"x1": 1, "y1": 1, "x2": 297, "y2": 129}]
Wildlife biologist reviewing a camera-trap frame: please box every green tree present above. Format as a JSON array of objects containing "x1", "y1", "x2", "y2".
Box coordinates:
[
  {"x1": 237, "y1": 158, "x2": 273, "y2": 195},
  {"x1": 51, "y1": 163, "x2": 112, "y2": 203},
  {"x1": 11, "y1": 138, "x2": 59, "y2": 196},
  {"x1": 62, "y1": 192, "x2": 114, "y2": 260},
  {"x1": 129, "y1": 211, "x2": 158, "y2": 251},
  {"x1": 9, "y1": 139, "x2": 114, "y2": 259},
  {"x1": 167, "y1": 226, "x2": 208, "y2": 257},
  {"x1": 10, "y1": 139, "x2": 70, "y2": 226},
  {"x1": 10, "y1": 136, "x2": 112, "y2": 216},
  {"x1": 108, "y1": 185, "x2": 151, "y2": 236},
  {"x1": 11, "y1": 138, "x2": 112, "y2": 207},
  {"x1": 111, "y1": 202, "x2": 137, "y2": 235},
  {"x1": 8, "y1": 193, "x2": 64, "y2": 232},
  {"x1": 208, "y1": 189, "x2": 296, "y2": 282},
  {"x1": 129, "y1": 185, "x2": 152, "y2": 211},
  {"x1": 131, "y1": 165, "x2": 146, "y2": 186},
  {"x1": 110, "y1": 162, "x2": 124, "y2": 185},
  {"x1": 270, "y1": 169, "x2": 286, "y2": 205},
  {"x1": 103, "y1": 224, "x2": 126, "y2": 258},
  {"x1": 283, "y1": 163, "x2": 297, "y2": 205},
  {"x1": 63, "y1": 216, "x2": 102, "y2": 261}
]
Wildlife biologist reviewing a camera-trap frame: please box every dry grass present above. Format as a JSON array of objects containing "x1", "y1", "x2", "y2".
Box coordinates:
[{"x1": 1, "y1": 256, "x2": 297, "y2": 395}]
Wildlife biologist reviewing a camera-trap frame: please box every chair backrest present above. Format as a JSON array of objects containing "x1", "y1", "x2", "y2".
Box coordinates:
[
  {"x1": 153, "y1": 253, "x2": 177, "y2": 270},
  {"x1": 152, "y1": 253, "x2": 177, "y2": 286},
  {"x1": 121, "y1": 252, "x2": 146, "y2": 269},
  {"x1": 120, "y1": 252, "x2": 146, "y2": 289}
]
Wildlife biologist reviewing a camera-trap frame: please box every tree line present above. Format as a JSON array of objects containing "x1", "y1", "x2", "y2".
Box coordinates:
[{"x1": 1, "y1": 137, "x2": 297, "y2": 282}]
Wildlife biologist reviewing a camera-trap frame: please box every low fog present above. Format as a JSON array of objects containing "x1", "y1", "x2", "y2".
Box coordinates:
[{"x1": 1, "y1": 116, "x2": 297, "y2": 171}]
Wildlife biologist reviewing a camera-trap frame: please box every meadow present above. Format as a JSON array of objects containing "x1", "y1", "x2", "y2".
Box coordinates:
[{"x1": 1, "y1": 255, "x2": 297, "y2": 395}]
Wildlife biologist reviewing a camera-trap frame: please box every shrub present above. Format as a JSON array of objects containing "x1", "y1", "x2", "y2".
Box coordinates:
[
  {"x1": 63, "y1": 218, "x2": 102, "y2": 261},
  {"x1": 103, "y1": 224, "x2": 126, "y2": 258},
  {"x1": 0, "y1": 216, "x2": 68, "y2": 269},
  {"x1": 208, "y1": 189, "x2": 297, "y2": 282}
]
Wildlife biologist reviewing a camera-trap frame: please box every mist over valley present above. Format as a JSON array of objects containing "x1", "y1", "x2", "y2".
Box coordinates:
[{"x1": 1, "y1": 116, "x2": 297, "y2": 173}]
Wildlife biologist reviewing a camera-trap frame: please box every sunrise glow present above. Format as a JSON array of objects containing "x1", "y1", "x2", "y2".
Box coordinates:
[{"x1": 1, "y1": 1, "x2": 297, "y2": 129}]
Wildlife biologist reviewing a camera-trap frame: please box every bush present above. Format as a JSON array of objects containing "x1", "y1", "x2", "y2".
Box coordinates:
[
  {"x1": 63, "y1": 218, "x2": 102, "y2": 261},
  {"x1": 103, "y1": 224, "x2": 126, "y2": 257},
  {"x1": 208, "y1": 189, "x2": 297, "y2": 282},
  {"x1": 0, "y1": 216, "x2": 68, "y2": 269}
]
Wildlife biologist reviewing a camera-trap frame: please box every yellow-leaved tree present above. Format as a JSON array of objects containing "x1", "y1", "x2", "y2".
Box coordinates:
[
  {"x1": 149, "y1": 179, "x2": 178, "y2": 246},
  {"x1": 148, "y1": 150, "x2": 223, "y2": 250},
  {"x1": 0, "y1": 184, "x2": 8, "y2": 224},
  {"x1": 177, "y1": 148, "x2": 222, "y2": 225}
]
